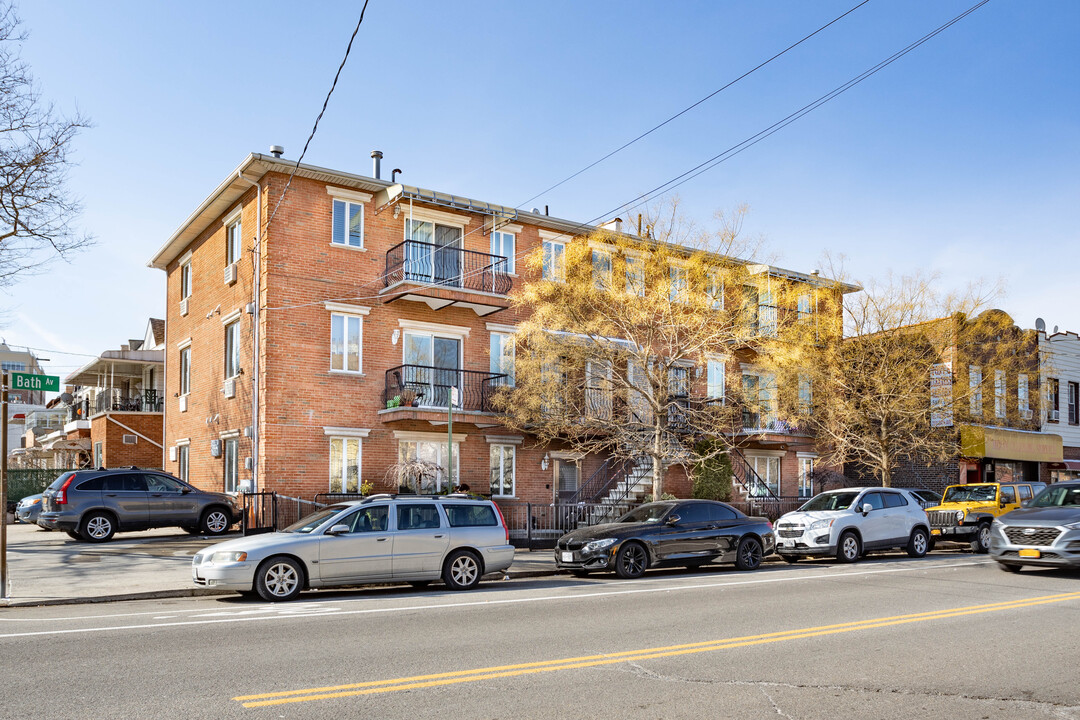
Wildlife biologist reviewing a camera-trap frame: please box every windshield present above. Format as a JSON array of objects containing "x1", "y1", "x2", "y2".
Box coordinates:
[
  {"x1": 1030, "y1": 485, "x2": 1080, "y2": 508},
  {"x1": 799, "y1": 492, "x2": 860, "y2": 512},
  {"x1": 282, "y1": 505, "x2": 350, "y2": 533},
  {"x1": 942, "y1": 485, "x2": 997, "y2": 503},
  {"x1": 617, "y1": 502, "x2": 676, "y2": 524}
]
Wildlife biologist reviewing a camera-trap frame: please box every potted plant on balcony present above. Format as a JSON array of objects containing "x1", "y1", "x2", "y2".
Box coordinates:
[
  {"x1": 401, "y1": 389, "x2": 418, "y2": 407},
  {"x1": 386, "y1": 395, "x2": 403, "y2": 409}
]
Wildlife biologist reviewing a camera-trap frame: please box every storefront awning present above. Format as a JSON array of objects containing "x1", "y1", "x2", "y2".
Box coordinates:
[
  {"x1": 1047, "y1": 459, "x2": 1080, "y2": 472},
  {"x1": 960, "y1": 425, "x2": 1063, "y2": 463}
]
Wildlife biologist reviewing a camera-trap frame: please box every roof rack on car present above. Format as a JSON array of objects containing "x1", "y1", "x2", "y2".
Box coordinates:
[{"x1": 356, "y1": 492, "x2": 484, "y2": 504}]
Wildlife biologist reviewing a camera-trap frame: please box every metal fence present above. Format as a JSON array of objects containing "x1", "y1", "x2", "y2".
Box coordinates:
[
  {"x1": 4, "y1": 468, "x2": 79, "y2": 504},
  {"x1": 497, "y1": 501, "x2": 639, "y2": 549},
  {"x1": 241, "y1": 492, "x2": 277, "y2": 536},
  {"x1": 273, "y1": 494, "x2": 326, "y2": 530}
]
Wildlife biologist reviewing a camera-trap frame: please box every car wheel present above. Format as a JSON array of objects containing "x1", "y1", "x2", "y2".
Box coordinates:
[
  {"x1": 735, "y1": 537, "x2": 764, "y2": 571},
  {"x1": 408, "y1": 581, "x2": 431, "y2": 588},
  {"x1": 970, "y1": 524, "x2": 991, "y2": 554},
  {"x1": 80, "y1": 512, "x2": 116, "y2": 543},
  {"x1": 65, "y1": 530, "x2": 81, "y2": 541},
  {"x1": 907, "y1": 528, "x2": 929, "y2": 558},
  {"x1": 780, "y1": 554, "x2": 799, "y2": 564},
  {"x1": 614, "y1": 542, "x2": 648, "y2": 579},
  {"x1": 442, "y1": 550, "x2": 482, "y2": 591},
  {"x1": 200, "y1": 508, "x2": 232, "y2": 536},
  {"x1": 254, "y1": 556, "x2": 304, "y2": 602},
  {"x1": 997, "y1": 562, "x2": 1022, "y2": 573},
  {"x1": 836, "y1": 531, "x2": 861, "y2": 563}
]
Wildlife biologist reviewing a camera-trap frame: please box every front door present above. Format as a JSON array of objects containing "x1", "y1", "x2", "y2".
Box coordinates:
[
  {"x1": 403, "y1": 332, "x2": 461, "y2": 409},
  {"x1": 391, "y1": 503, "x2": 450, "y2": 578},
  {"x1": 433, "y1": 224, "x2": 462, "y2": 287},
  {"x1": 555, "y1": 460, "x2": 578, "y2": 502}
]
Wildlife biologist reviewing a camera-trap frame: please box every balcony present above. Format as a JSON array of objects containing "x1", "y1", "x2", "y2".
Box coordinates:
[
  {"x1": 381, "y1": 365, "x2": 509, "y2": 424},
  {"x1": 381, "y1": 240, "x2": 514, "y2": 316},
  {"x1": 92, "y1": 389, "x2": 164, "y2": 415}
]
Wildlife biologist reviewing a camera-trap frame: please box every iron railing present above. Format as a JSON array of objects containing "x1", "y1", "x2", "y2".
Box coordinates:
[
  {"x1": 568, "y1": 456, "x2": 636, "y2": 504},
  {"x1": 385, "y1": 240, "x2": 513, "y2": 295},
  {"x1": 729, "y1": 496, "x2": 806, "y2": 522},
  {"x1": 241, "y1": 492, "x2": 277, "y2": 536},
  {"x1": 729, "y1": 447, "x2": 781, "y2": 501},
  {"x1": 384, "y1": 365, "x2": 508, "y2": 412},
  {"x1": 496, "y1": 500, "x2": 640, "y2": 549},
  {"x1": 92, "y1": 389, "x2": 163, "y2": 414}
]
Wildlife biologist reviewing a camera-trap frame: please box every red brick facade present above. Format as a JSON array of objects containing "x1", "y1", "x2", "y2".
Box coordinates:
[{"x1": 90, "y1": 412, "x2": 164, "y2": 470}]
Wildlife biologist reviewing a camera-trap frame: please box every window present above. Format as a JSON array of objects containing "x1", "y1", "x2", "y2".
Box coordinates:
[
  {"x1": 146, "y1": 475, "x2": 185, "y2": 493},
  {"x1": 542, "y1": 240, "x2": 565, "y2": 282},
  {"x1": 224, "y1": 320, "x2": 240, "y2": 379},
  {"x1": 707, "y1": 358, "x2": 725, "y2": 401},
  {"x1": 706, "y1": 272, "x2": 724, "y2": 310},
  {"x1": 999, "y1": 486, "x2": 1016, "y2": 504},
  {"x1": 490, "y1": 230, "x2": 515, "y2": 273},
  {"x1": 969, "y1": 366, "x2": 982, "y2": 416},
  {"x1": 628, "y1": 359, "x2": 652, "y2": 425},
  {"x1": 882, "y1": 492, "x2": 908, "y2": 508},
  {"x1": 93, "y1": 442, "x2": 102, "y2": 468},
  {"x1": 405, "y1": 219, "x2": 462, "y2": 285},
  {"x1": 331, "y1": 313, "x2": 363, "y2": 373},
  {"x1": 180, "y1": 262, "x2": 192, "y2": 300},
  {"x1": 177, "y1": 445, "x2": 189, "y2": 484},
  {"x1": 489, "y1": 444, "x2": 515, "y2": 496},
  {"x1": 179, "y1": 347, "x2": 191, "y2": 395},
  {"x1": 1069, "y1": 382, "x2": 1079, "y2": 425},
  {"x1": 742, "y1": 372, "x2": 777, "y2": 430},
  {"x1": 329, "y1": 437, "x2": 362, "y2": 493},
  {"x1": 223, "y1": 437, "x2": 239, "y2": 493},
  {"x1": 586, "y1": 361, "x2": 613, "y2": 420},
  {"x1": 343, "y1": 505, "x2": 388, "y2": 532},
  {"x1": 758, "y1": 288, "x2": 777, "y2": 337},
  {"x1": 398, "y1": 441, "x2": 458, "y2": 493},
  {"x1": 861, "y1": 492, "x2": 885, "y2": 511},
  {"x1": 742, "y1": 285, "x2": 759, "y2": 334},
  {"x1": 798, "y1": 457, "x2": 814, "y2": 498},
  {"x1": 490, "y1": 332, "x2": 514, "y2": 385},
  {"x1": 226, "y1": 217, "x2": 242, "y2": 265},
  {"x1": 995, "y1": 370, "x2": 1006, "y2": 419},
  {"x1": 402, "y1": 329, "x2": 462, "y2": 407},
  {"x1": 332, "y1": 199, "x2": 364, "y2": 248},
  {"x1": 592, "y1": 249, "x2": 612, "y2": 290},
  {"x1": 1018, "y1": 374, "x2": 1030, "y2": 417},
  {"x1": 797, "y1": 293, "x2": 812, "y2": 321},
  {"x1": 445, "y1": 504, "x2": 498, "y2": 527},
  {"x1": 669, "y1": 265, "x2": 688, "y2": 303},
  {"x1": 625, "y1": 256, "x2": 645, "y2": 296},
  {"x1": 798, "y1": 374, "x2": 812, "y2": 414},
  {"x1": 1049, "y1": 378, "x2": 1060, "y2": 422},
  {"x1": 397, "y1": 504, "x2": 442, "y2": 530},
  {"x1": 1, "y1": 361, "x2": 26, "y2": 372},
  {"x1": 747, "y1": 455, "x2": 780, "y2": 497}
]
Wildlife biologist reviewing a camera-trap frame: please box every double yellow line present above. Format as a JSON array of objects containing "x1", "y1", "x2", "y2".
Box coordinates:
[{"x1": 235, "y1": 590, "x2": 1080, "y2": 708}]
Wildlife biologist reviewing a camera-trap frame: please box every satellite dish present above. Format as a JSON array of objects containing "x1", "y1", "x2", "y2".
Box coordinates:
[
  {"x1": 60, "y1": 392, "x2": 74, "y2": 404},
  {"x1": 1035, "y1": 318, "x2": 1046, "y2": 332}
]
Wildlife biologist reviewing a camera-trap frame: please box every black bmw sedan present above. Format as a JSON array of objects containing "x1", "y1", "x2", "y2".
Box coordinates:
[{"x1": 555, "y1": 500, "x2": 775, "y2": 579}]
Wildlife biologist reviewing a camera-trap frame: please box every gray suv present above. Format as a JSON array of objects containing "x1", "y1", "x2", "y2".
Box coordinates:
[
  {"x1": 989, "y1": 481, "x2": 1080, "y2": 572},
  {"x1": 38, "y1": 468, "x2": 242, "y2": 542}
]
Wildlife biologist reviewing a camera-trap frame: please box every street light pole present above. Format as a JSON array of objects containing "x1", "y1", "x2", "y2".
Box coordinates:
[{"x1": 1, "y1": 370, "x2": 9, "y2": 601}]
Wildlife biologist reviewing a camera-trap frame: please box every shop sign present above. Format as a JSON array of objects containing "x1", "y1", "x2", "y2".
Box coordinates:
[
  {"x1": 930, "y1": 362, "x2": 953, "y2": 428},
  {"x1": 960, "y1": 425, "x2": 1063, "y2": 463}
]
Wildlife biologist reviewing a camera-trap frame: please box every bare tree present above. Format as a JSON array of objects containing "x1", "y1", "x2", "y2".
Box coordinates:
[{"x1": 0, "y1": 1, "x2": 92, "y2": 290}]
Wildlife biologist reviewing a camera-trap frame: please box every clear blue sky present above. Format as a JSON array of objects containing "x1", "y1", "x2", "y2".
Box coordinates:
[{"x1": 4, "y1": 0, "x2": 1078, "y2": 377}]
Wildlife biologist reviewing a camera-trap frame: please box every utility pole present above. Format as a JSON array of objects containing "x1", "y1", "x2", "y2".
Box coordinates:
[{"x1": 1, "y1": 371, "x2": 9, "y2": 601}]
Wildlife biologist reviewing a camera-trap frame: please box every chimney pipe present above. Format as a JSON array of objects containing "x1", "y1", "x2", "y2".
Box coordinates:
[
  {"x1": 269, "y1": 145, "x2": 284, "y2": 158},
  {"x1": 371, "y1": 150, "x2": 383, "y2": 179},
  {"x1": 391, "y1": 168, "x2": 402, "y2": 183},
  {"x1": 544, "y1": 205, "x2": 549, "y2": 216}
]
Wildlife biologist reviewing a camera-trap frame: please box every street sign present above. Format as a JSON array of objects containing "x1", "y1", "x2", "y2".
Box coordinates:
[{"x1": 8, "y1": 372, "x2": 60, "y2": 393}]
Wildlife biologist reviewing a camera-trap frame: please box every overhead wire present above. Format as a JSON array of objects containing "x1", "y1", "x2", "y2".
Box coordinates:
[{"x1": 263, "y1": 0, "x2": 989, "y2": 312}]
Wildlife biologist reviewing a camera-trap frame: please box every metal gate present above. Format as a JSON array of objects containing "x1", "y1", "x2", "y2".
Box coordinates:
[{"x1": 241, "y1": 492, "x2": 277, "y2": 536}]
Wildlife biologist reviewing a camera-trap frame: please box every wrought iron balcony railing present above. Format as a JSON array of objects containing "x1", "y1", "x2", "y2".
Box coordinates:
[
  {"x1": 385, "y1": 240, "x2": 513, "y2": 295},
  {"x1": 384, "y1": 365, "x2": 509, "y2": 413},
  {"x1": 93, "y1": 389, "x2": 164, "y2": 414}
]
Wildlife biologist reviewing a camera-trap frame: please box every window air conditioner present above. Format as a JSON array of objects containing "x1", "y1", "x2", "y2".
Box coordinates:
[
  {"x1": 223, "y1": 378, "x2": 236, "y2": 399},
  {"x1": 1048, "y1": 409, "x2": 1060, "y2": 422},
  {"x1": 122, "y1": 434, "x2": 137, "y2": 445},
  {"x1": 1021, "y1": 409, "x2": 1032, "y2": 420},
  {"x1": 224, "y1": 263, "x2": 238, "y2": 285},
  {"x1": 179, "y1": 298, "x2": 189, "y2": 317}
]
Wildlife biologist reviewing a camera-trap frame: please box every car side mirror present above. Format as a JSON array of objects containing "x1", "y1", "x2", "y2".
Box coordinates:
[
  {"x1": 861, "y1": 503, "x2": 873, "y2": 515},
  {"x1": 326, "y1": 524, "x2": 351, "y2": 536},
  {"x1": 181, "y1": 487, "x2": 192, "y2": 494},
  {"x1": 666, "y1": 514, "x2": 681, "y2": 525}
]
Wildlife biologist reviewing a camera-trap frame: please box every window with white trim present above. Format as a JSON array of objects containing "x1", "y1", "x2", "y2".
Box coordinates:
[
  {"x1": 332, "y1": 199, "x2": 364, "y2": 248},
  {"x1": 93, "y1": 442, "x2": 102, "y2": 468},
  {"x1": 798, "y1": 457, "x2": 814, "y2": 498},
  {"x1": 994, "y1": 369, "x2": 1006, "y2": 419},
  {"x1": 179, "y1": 346, "x2": 191, "y2": 395},
  {"x1": 797, "y1": 293, "x2": 812, "y2": 321},
  {"x1": 224, "y1": 320, "x2": 240, "y2": 379},
  {"x1": 747, "y1": 454, "x2": 780, "y2": 497},
  {"x1": 329, "y1": 437, "x2": 362, "y2": 493},
  {"x1": 226, "y1": 217, "x2": 242, "y2": 265},
  {"x1": 331, "y1": 313, "x2": 364, "y2": 373},
  {"x1": 669, "y1": 265, "x2": 688, "y2": 303},
  {"x1": 707, "y1": 271, "x2": 724, "y2": 310},
  {"x1": 490, "y1": 331, "x2": 515, "y2": 385},
  {"x1": 707, "y1": 358, "x2": 725, "y2": 401},
  {"x1": 177, "y1": 444, "x2": 189, "y2": 484},
  {"x1": 969, "y1": 365, "x2": 982, "y2": 416},
  {"x1": 758, "y1": 288, "x2": 777, "y2": 337},
  {"x1": 490, "y1": 230, "x2": 515, "y2": 273},
  {"x1": 798, "y1": 374, "x2": 813, "y2": 414},
  {"x1": 625, "y1": 256, "x2": 645, "y2": 296},
  {"x1": 180, "y1": 262, "x2": 192, "y2": 300},
  {"x1": 223, "y1": 437, "x2": 239, "y2": 493},
  {"x1": 1018, "y1": 374, "x2": 1030, "y2": 417},
  {"x1": 489, "y1": 444, "x2": 515, "y2": 496},
  {"x1": 398, "y1": 440, "x2": 458, "y2": 493},
  {"x1": 542, "y1": 239, "x2": 565, "y2": 282},
  {"x1": 592, "y1": 249, "x2": 612, "y2": 290}
]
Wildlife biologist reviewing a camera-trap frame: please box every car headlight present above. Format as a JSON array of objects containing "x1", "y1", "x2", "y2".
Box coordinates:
[
  {"x1": 808, "y1": 519, "x2": 833, "y2": 532},
  {"x1": 28, "y1": 498, "x2": 41, "y2": 506},
  {"x1": 1063, "y1": 522, "x2": 1080, "y2": 531},
  {"x1": 583, "y1": 538, "x2": 617, "y2": 553},
  {"x1": 955, "y1": 510, "x2": 965, "y2": 521},
  {"x1": 192, "y1": 553, "x2": 205, "y2": 565},
  {"x1": 211, "y1": 551, "x2": 248, "y2": 563}
]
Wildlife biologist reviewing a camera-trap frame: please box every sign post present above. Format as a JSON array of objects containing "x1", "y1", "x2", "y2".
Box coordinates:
[
  {"x1": 448, "y1": 387, "x2": 458, "y2": 492},
  {"x1": 1, "y1": 371, "x2": 8, "y2": 601}
]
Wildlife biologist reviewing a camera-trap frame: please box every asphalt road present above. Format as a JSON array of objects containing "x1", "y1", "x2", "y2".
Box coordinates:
[{"x1": 2, "y1": 554, "x2": 1078, "y2": 719}]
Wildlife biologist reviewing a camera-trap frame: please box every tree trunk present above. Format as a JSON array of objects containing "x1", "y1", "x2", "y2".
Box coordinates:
[{"x1": 651, "y1": 431, "x2": 663, "y2": 500}]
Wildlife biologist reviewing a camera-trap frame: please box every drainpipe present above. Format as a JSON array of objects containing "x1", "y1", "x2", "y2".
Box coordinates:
[{"x1": 237, "y1": 171, "x2": 261, "y2": 494}]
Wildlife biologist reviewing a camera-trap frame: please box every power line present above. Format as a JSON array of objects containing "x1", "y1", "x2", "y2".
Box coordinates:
[
  {"x1": 262, "y1": 0, "x2": 372, "y2": 237},
  {"x1": 265, "y1": 0, "x2": 988, "y2": 312},
  {"x1": 516, "y1": 0, "x2": 873, "y2": 209}
]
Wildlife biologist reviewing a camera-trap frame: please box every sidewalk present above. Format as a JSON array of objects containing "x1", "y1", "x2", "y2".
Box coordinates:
[{"x1": 1, "y1": 522, "x2": 559, "y2": 608}]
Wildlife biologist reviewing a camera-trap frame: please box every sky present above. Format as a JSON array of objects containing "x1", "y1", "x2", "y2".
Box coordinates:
[{"x1": 3, "y1": 0, "x2": 1078, "y2": 380}]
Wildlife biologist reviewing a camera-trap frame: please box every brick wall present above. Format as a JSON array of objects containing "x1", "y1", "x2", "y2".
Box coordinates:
[{"x1": 92, "y1": 412, "x2": 164, "y2": 470}]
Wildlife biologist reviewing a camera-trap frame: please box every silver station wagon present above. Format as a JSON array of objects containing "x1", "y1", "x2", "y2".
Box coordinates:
[{"x1": 192, "y1": 494, "x2": 515, "y2": 601}]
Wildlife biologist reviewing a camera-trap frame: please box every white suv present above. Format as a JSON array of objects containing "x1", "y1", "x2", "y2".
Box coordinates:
[{"x1": 774, "y1": 488, "x2": 931, "y2": 563}]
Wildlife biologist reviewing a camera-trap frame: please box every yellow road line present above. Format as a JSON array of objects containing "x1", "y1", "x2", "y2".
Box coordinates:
[{"x1": 236, "y1": 590, "x2": 1080, "y2": 708}]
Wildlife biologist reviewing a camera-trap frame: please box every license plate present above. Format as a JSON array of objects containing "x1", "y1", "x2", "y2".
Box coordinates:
[
  {"x1": 779, "y1": 540, "x2": 793, "y2": 548},
  {"x1": 931, "y1": 529, "x2": 941, "y2": 536},
  {"x1": 1018, "y1": 549, "x2": 1041, "y2": 558},
  {"x1": 560, "y1": 552, "x2": 574, "y2": 563}
]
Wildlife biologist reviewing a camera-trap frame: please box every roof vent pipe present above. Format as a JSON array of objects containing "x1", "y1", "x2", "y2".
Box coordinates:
[
  {"x1": 371, "y1": 150, "x2": 383, "y2": 179},
  {"x1": 269, "y1": 145, "x2": 284, "y2": 158},
  {"x1": 544, "y1": 205, "x2": 549, "y2": 216},
  {"x1": 391, "y1": 168, "x2": 402, "y2": 183}
]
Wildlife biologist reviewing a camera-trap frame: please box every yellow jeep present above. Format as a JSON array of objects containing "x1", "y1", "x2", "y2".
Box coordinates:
[{"x1": 926, "y1": 482, "x2": 1045, "y2": 553}]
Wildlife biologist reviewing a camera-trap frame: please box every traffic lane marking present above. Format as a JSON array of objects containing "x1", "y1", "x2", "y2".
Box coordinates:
[
  {"x1": 235, "y1": 590, "x2": 1080, "y2": 708},
  {"x1": 0, "y1": 559, "x2": 991, "y2": 639}
]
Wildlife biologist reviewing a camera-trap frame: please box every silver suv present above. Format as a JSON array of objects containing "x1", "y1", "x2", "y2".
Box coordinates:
[
  {"x1": 37, "y1": 469, "x2": 241, "y2": 542},
  {"x1": 990, "y1": 481, "x2": 1080, "y2": 572},
  {"x1": 192, "y1": 494, "x2": 515, "y2": 601}
]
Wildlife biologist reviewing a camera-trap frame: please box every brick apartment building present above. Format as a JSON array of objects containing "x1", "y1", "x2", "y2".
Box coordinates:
[{"x1": 148, "y1": 151, "x2": 847, "y2": 508}]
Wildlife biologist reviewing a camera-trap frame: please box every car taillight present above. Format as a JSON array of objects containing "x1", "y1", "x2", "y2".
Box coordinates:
[
  {"x1": 56, "y1": 475, "x2": 75, "y2": 505},
  {"x1": 492, "y1": 502, "x2": 509, "y2": 544}
]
